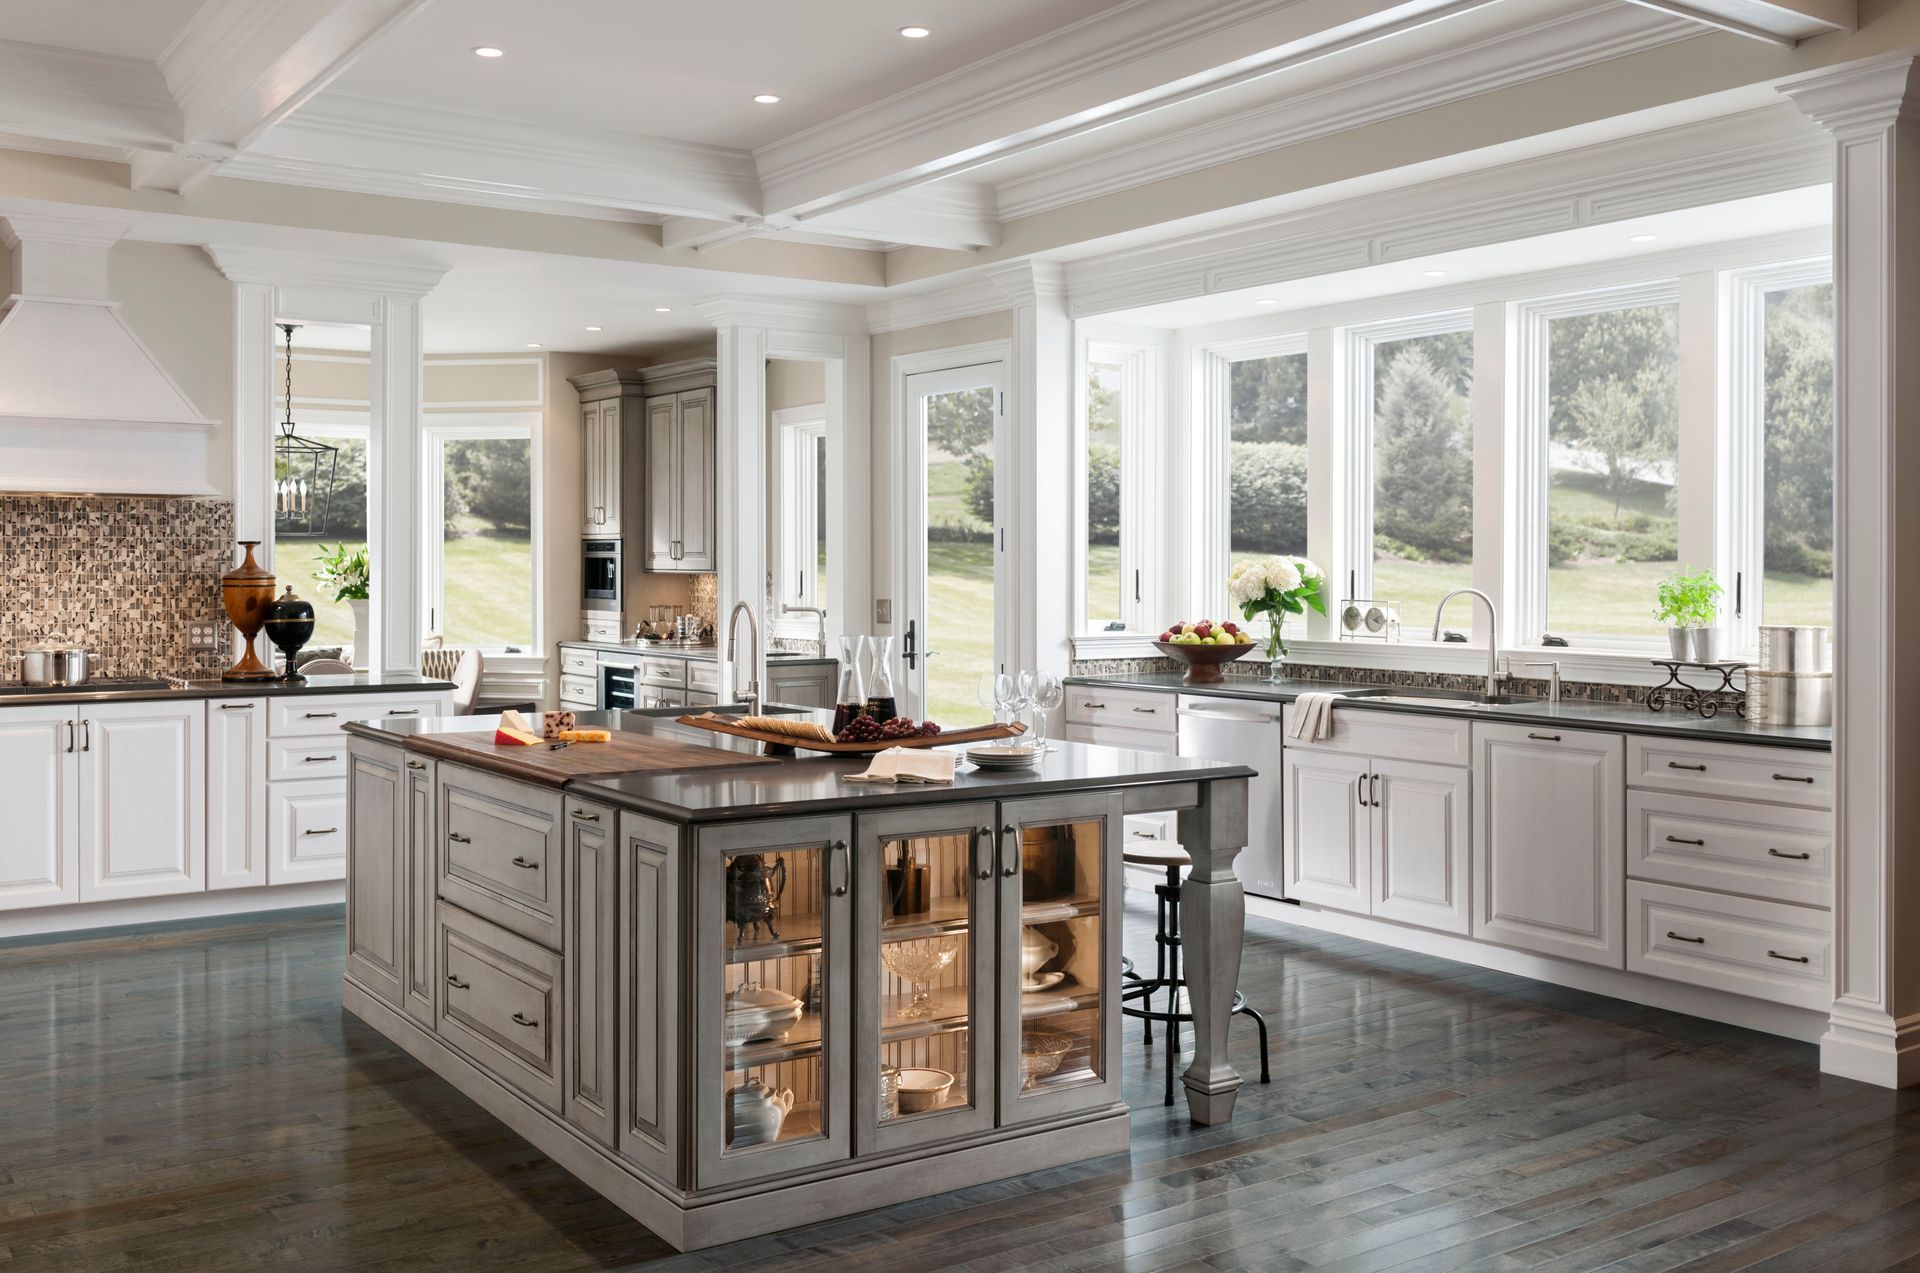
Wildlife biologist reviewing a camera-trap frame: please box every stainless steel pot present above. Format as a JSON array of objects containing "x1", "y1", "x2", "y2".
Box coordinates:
[
  {"x1": 1757, "y1": 625, "x2": 1830, "y2": 673},
  {"x1": 21, "y1": 641, "x2": 92, "y2": 686}
]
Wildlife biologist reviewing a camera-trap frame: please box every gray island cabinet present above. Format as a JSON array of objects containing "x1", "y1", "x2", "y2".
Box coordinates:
[{"x1": 340, "y1": 712, "x2": 1253, "y2": 1252}]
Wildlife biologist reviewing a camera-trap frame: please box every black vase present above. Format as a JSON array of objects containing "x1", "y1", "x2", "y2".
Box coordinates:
[{"x1": 262, "y1": 586, "x2": 316, "y2": 680}]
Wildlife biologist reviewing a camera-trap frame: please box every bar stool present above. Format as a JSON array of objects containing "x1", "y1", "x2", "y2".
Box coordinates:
[{"x1": 1120, "y1": 840, "x2": 1271, "y2": 1107}]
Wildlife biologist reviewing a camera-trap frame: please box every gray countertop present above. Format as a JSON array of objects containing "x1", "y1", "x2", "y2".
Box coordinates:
[
  {"x1": 0, "y1": 672, "x2": 456, "y2": 710},
  {"x1": 348, "y1": 708, "x2": 1252, "y2": 823},
  {"x1": 1066, "y1": 671, "x2": 1832, "y2": 751},
  {"x1": 560, "y1": 639, "x2": 835, "y2": 665}
]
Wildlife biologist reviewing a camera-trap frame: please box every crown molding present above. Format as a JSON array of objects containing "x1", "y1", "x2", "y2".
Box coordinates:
[
  {"x1": 1778, "y1": 50, "x2": 1920, "y2": 137},
  {"x1": 865, "y1": 274, "x2": 1011, "y2": 333},
  {"x1": 0, "y1": 40, "x2": 179, "y2": 152},
  {"x1": 993, "y1": 2, "x2": 1700, "y2": 222},
  {"x1": 203, "y1": 244, "x2": 448, "y2": 299},
  {"x1": 695, "y1": 296, "x2": 871, "y2": 336},
  {"x1": 1063, "y1": 102, "x2": 1831, "y2": 318},
  {"x1": 985, "y1": 260, "x2": 1068, "y2": 306}
]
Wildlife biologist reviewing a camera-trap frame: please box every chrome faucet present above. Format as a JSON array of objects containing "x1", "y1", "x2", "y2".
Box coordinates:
[
  {"x1": 1513, "y1": 659, "x2": 1562, "y2": 703},
  {"x1": 782, "y1": 604, "x2": 827, "y2": 658},
  {"x1": 1430, "y1": 587, "x2": 1503, "y2": 699},
  {"x1": 727, "y1": 601, "x2": 762, "y2": 715}
]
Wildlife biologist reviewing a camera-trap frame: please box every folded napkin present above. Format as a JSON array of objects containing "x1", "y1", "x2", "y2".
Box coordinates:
[
  {"x1": 843, "y1": 747, "x2": 958, "y2": 785},
  {"x1": 1289, "y1": 692, "x2": 1338, "y2": 741}
]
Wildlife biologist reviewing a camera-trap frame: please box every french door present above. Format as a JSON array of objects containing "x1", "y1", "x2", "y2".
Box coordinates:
[{"x1": 901, "y1": 361, "x2": 1007, "y2": 726}]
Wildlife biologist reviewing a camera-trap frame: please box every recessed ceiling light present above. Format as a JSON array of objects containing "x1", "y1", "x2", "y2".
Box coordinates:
[
  {"x1": 584, "y1": 325, "x2": 603, "y2": 332},
  {"x1": 1629, "y1": 233, "x2": 1659, "y2": 243},
  {"x1": 525, "y1": 342, "x2": 543, "y2": 348},
  {"x1": 472, "y1": 46, "x2": 504, "y2": 58},
  {"x1": 1421, "y1": 269, "x2": 1448, "y2": 278},
  {"x1": 653, "y1": 306, "x2": 672, "y2": 313},
  {"x1": 899, "y1": 25, "x2": 931, "y2": 38},
  {"x1": 1255, "y1": 298, "x2": 1281, "y2": 306},
  {"x1": 753, "y1": 93, "x2": 782, "y2": 105}
]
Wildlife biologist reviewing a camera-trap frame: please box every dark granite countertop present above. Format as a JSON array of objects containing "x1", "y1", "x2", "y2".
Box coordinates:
[
  {"x1": 347, "y1": 708, "x2": 1252, "y2": 823},
  {"x1": 559, "y1": 640, "x2": 835, "y2": 665},
  {"x1": 1065, "y1": 671, "x2": 1831, "y2": 751},
  {"x1": 0, "y1": 672, "x2": 456, "y2": 710}
]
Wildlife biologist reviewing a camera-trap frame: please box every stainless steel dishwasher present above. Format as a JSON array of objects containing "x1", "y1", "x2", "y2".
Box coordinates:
[{"x1": 1176, "y1": 695, "x2": 1286, "y2": 900}]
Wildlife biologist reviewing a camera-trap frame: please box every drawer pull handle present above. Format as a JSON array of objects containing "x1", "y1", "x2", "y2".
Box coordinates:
[
  {"x1": 304, "y1": 754, "x2": 338, "y2": 763},
  {"x1": 830, "y1": 839, "x2": 849, "y2": 897},
  {"x1": 445, "y1": 975, "x2": 469, "y2": 990},
  {"x1": 1130, "y1": 829, "x2": 1159, "y2": 838},
  {"x1": 975, "y1": 827, "x2": 995, "y2": 880},
  {"x1": 1768, "y1": 950, "x2": 1811, "y2": 964},
  {"x1": 220, "y1": 703, "x2": 253, "y2": 711},
  {"x1": 511, "y1": 856, "x2": 540, "y2": 870},
  {"x1": 1001, "y1": 824, "x2": 1019, "y2": 878},
  {"x1": 570, "y1": 809, "x2": 600, "y2": 822},
  {"x1": 1527, "y1": 733, "x2": 1561, "y2": 742},
  {"x1": 1666, "y1": 931, "x2": 1706, "y2": 944},
  {"x1": 1664, "y1": 835, "x2": 1706, "y2": 846},
  {"x1": 387, "y1": 708, "x2": 420, "y2": 717},
  {"x1": 305, "y1": 711, "x2": 337, "y2": 720},
  {"x1": 1081, "y1": 702, "x2": 1107, "y2": 710},
  {"x1": 1767, "y1": 848, "x2": 1813, "y2": 860},
  {"x1": 512, "y1": 1012, "x2": 539, "y2": 1027},
  {"x1": 448, "y1": 832, "x2": 471, "y2": 844},
  {"x1": 1132, "y1": 706, "x2": 1157, "y2": 714},
  {"x1": 1772, "y1": 773, "x2": 1815, "y2": 784},
  {"x1": 1667, "y1": 761, "x2": 1706, "y2": 771},
  {"x1": 406, "y1": 759, "x2": 427, "y2": 770},
  {"x1": 303, "y1": 827, "x2": 337, "y2": 837}
]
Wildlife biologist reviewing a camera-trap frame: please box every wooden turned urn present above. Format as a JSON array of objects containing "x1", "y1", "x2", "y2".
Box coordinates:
[{"x1": 221, "y1": 540, "x2": 277, "y2": 682}]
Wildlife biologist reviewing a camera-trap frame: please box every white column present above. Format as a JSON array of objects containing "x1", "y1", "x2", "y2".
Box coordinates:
[
  {"x1": 373, "y1": 293, "x2": 426, "y2": 676},
  {"x1": 988, "y1": 261, "x2": 1073, "y2": 677},
  {"x1": 711, "y1": 319, "x2": 771, "y2": 702},
  {"x1": 825, "y1": 337, "x2": 873, "y2": 647},
  {"x1": 1305, "y1": 327, "x2": 1345, "y2": 641},
  {"x1": 1675, "y1": 272, "x2": 1720, "y2": 579},
  {"x1": 1780, "y1": 53, "x2": 1920, "y2": 1088}
]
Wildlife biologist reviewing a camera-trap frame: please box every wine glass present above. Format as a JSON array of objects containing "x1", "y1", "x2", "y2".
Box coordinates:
[
  {"x1": 994, "y1": 672, "x2": 1017, "y2": 725},
  {"x1": 977, "y1": 672, "x2": 1004, "y2": 723},
  {"x1": 1032, "y1": 674, "x2": 1063, "y2": 750}
]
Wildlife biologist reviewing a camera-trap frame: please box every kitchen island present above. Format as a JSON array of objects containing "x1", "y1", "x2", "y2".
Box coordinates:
[{"x1": 340, "y1": 710, "x2": 1253, "y2": 1251}]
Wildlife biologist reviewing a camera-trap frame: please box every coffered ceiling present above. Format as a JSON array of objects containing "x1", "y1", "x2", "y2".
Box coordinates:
[{"x1": 0, "y1": 0, "x2": 1858, "y2": 263}]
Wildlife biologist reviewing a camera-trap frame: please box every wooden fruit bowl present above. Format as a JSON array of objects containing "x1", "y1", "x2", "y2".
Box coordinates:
[{"x1": 1153, "y1": 639, "x2": 1255, "y2": 685}]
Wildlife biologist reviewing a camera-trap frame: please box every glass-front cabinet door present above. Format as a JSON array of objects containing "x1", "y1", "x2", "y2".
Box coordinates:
[
  {"x1": 997, "y1": 793, "x2": 1124, "y2": 1126},
  {"x1": 694, "y1": 815, "x2": 852, "y2": 1188},
  {"x1": 854, "y1": 804, "x2": 999, "y2": 1153}
]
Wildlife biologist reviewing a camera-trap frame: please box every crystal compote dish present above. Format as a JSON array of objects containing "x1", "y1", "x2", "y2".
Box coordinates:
[{"x1": 880, "y1": 937, "x2": 959, "y2": 1019}]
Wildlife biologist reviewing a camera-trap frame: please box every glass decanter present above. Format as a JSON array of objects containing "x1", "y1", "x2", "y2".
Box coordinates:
[
  {"x1": 866, "y1": 635, "x2": 898, "y2": 722},
  {"x1": 833, "y1": 634, "x2": 868, "y2": 735}
]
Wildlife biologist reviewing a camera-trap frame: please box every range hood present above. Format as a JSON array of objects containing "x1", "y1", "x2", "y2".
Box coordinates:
[{"x1": 0, "y1": 214, "x2": 215, "y2": 496}]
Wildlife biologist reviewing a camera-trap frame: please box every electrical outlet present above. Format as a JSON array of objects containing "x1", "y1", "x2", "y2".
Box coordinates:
[
  {"x1": 874, "y1": 599, "x2": 892, "y2": 625},
  {"x1": 187, "y1": 622, "x2": 220, "y2": 650}
]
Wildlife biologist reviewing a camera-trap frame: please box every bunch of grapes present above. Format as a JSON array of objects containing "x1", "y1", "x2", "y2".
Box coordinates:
[
  {"x1": 917, "y1": 720, "x2": 941, "y2": 737},
  {"x1": 836, "y1": 715, "x2": 887, "y2": 744},
  {"x1": 879, "y1": 716, "x2": 922, "y2": 740}
]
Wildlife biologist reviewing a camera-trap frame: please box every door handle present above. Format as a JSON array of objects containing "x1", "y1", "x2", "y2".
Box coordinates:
[
  {"x1": 829, "y1": 839, "x2": 849, "y2": 897},
  {"x1": 1000, "y1": 824, "x2": 1019, "y2": 878},
  {"x1": 1370, "y1": 773, "x2": 1381, "y2": 808},
  {"x1": 448, "y1": 831, "x2": 471, "y2": 844},
  {"x1": 1355, "y1": 776, "x2": 1368, "y2": 808},
  {"x1": 974, "y1": 827, "x2": 994, "y2": 880},
  {"x1": 903, "y1": 618, "x2": 919, "y2": 671},
  {"x1": 1767, "y1": 848, "x2": 1812, "y2": 860},
  {"x1": 65, "y1": 720, "x2": 74, "y2": 753},
  {"x1": 80, "y1": 719, "x2": 91, "y2": 752},
  {"x1": 511, "y1": 856, "x2": 540, "y2": 870}
]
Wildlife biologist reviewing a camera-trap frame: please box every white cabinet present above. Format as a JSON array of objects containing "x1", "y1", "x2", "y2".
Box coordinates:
[
  {"x1": 1471, "y1": 723, "x2": 1624, "y2": 968},
  {"x1": 1282, "y1": 748, "x2": 1469, "y2": 934},
  {"x1": 582, "y1": 398, "x2": 624, "y2": 534},
  {"x1": 78, "y1": 700, "x2": 206, "y2": 902},
  {"x1": 270, "y1": 780, "x2": 349, "y2": 885},
  {"x1": 207, "y1": 699, "x2": 268, "y2": 890},
  {"x1": 645, "y1": 386, "x2": 716, "y2": 572},
  {"x1": 0, "y1": 705, "x2": 79, "y2": 910}
]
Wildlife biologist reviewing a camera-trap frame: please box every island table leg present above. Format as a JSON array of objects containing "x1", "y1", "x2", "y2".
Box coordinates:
[{"x1": 1176, "y1": 775, "x2": 1249, "y2": 1126}]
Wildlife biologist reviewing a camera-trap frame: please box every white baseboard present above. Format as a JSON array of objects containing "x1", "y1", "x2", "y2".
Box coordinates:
[
  {"x1": 0, "y1": 882, "x2": 344, "y2": 940},
  {"x1": 1819, "y1": 1005, "x2": 1920, "y2": 1088}
]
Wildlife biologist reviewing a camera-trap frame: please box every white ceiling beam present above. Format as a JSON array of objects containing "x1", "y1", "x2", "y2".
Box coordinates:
[
  {"x1": 799, "y1": 187, "x2": 1001, "y2": 252},
  {"x1": 661, "y1": 217, "x2": 770, "y2": 251},
  {"x1": 1619, "y1": 0, "x2": 1855, "y2": 44},
  {"x1": 132, "y1": 0, "x2": 435, "y2": 192},
  {"x1": 0, "y1": 41, "x2": 178, "y2": 159}
]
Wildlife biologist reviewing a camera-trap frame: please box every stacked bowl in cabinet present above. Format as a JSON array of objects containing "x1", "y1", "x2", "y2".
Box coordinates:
[
  {"x1": 1623, "y1": 735, "x2": 1833, "y2": 1011},
  {"x1": 1746, "y1": 625, "x2": 1831, "y2": 727}
]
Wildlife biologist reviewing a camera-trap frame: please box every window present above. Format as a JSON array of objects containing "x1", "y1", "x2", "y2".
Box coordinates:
[
  {"x1": 1354, "y1": 319, "x2": 1474, "y2": 626},
  {"x1": 1759, "y1": 280, "x2": 1834, "y2": 630},
  {"x1": 1226, "y1": 349, "x2": 1309, "y2": 569},
  {"x1": 423, "y1": 418, "x2": 537, "y2": 650},
  {"x1": 776, "y1": 409, "x2": 829, "y2": 614},
  {"x1": 1078, "y1": 338, "x2": 1155, "y2": 634},
  {"x1": 1524, "y1": 289, "x2": 1681, "y2": 644},
  {"x1": 1085, "y1": 358, "x2": 1124, "y2": 628},
  {"x1": 274, "y1": 415, "x2": 370, "y2": 659}
]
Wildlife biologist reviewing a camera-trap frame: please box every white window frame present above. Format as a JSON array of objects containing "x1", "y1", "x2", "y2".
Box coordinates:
[
  {"x1": 1342, "y1": 310, "x2": 1476, "y2": 613},
  {"x1": 1719, "y1": 258, "x2": 1834, "y2": 656},
  {"x1": 420, "y1": 412, "x2": 542, "y2": 654},
  {"x1": 1511, "y1": 279, "x2": 1684, "y2": 652},
  {"x1": 1076, "y1": 336, "x2": 1157, "y2": 635},
  {"x1": 772, "y1": 403, "x2": 829, "y2": 624}
]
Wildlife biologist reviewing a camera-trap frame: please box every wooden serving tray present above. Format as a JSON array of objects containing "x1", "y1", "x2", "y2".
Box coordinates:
[{"x1": 677, "y1": 712, "x2": 1027, "y2": 755}]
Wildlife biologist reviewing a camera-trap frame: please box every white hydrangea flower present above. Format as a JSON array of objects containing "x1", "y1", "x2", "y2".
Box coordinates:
[
  {"x1": 1294, "y1": 556, "x2": 1323, "y2": 582},
  {"x1": 1264, "y1": 557, "x2": 1301, "y2": 594}
]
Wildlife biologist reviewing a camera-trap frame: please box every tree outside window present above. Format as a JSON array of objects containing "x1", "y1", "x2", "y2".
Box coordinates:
[
  {"x1": 1760, "y1": 282, "x2": 1834, "y2": 630},
  {"x1": 1370, "y1": 330, "x2": 1473, "y2": 625}
]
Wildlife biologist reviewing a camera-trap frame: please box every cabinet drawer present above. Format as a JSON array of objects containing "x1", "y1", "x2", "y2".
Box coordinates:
[
  {"x1": 559, "y1": 648, "x2": 596, "y2": 677},
  {"x1": 269, "y1": 694, "x2": 442, "y2": 737},
  {"x1": 1286, "y1": 704, "x2": 1471, "y2": 767},
  {"x1": 1626, "y1": 880, "x2": 1831, "y2": 1011},
  {"x1": 1063, "y1": 685, "x2": 1174, "y2": 735},
  {"x1": 269, "y1": 778, "x2": 347, "y2": 885},
  {"x1": 1627, "y1": 790, "x2": 1832, "y2": 907},
  {"x1": 1066, "y1": 721, "x2": 1177, "y2": 755},
  {"x1": 438, "y1": 766, "x2": 564, "y2": 949},
  {"x1": 559, "y1": 674, "x2": 598, "y2": 707},
  {"x1": 436, "y1": 901, "x2": 564, "y2": 1112},
  {"x1": 687, "y1": 660, "x2": 720, "y2": 693},
  {"x1": 268, "y1": 736, "x2": 349, "y2": 782},
  {"x1": 1124, "y1": 811, "x2": 1176, "y2": 845},
  {"x1": 583, "y1": 614, "x2": 622, "y2": 644},
  {"x1": 1626, "y1": 736, "x2": 1831, "y2": 809},
  {"x1": 640, "y1": 658, "x2": 687, "y2": 688}
]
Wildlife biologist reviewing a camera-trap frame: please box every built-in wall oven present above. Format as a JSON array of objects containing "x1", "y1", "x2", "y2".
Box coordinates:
[{"x1": 583, "y1": 539, "x2": 622, "y2": 613}]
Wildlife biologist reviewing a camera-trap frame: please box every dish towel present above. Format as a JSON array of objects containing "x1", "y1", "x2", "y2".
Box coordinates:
[
  {"x1": 1290, "y1": 692, "x2": 1338, "y2": 742},
  {"x1": 842, "y1": 748, "x2": 958, "y2": 785}
]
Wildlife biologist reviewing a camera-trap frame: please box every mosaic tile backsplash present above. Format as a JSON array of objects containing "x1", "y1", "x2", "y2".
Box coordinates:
[
  {"x1": 0, "y1": 496, "x2": 235, "y2": 682},
  {"x1": 1069, "y1": 654, "x2": 1685, "y2": 708}
]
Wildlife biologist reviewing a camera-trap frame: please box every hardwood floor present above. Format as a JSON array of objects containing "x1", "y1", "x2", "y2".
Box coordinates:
[{"x1": 2, "y1": 899, "x2": 1916, "y2": 1273}]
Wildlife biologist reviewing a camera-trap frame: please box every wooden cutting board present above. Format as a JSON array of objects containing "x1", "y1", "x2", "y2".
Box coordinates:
[{"x1": 403, "y1": 729, "x2": 778, "y2": 787}]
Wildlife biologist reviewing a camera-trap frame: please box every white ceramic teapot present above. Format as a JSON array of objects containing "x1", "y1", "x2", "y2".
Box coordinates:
[
  {"x1": 726, "y1": 1078, "x2": 794, "y2": 1147},
  {"x1": 724, "y1": 981, "x2": 803, "y2": 1046},
  {"x1": 1020, "y1": 925, "x2": 1059, "y2": 983}
]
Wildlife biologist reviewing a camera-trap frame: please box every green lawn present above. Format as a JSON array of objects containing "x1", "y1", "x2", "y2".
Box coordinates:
[
  {"x1": 278, "y1": 532, "x2": 534, "y2": 657},
  {"x1": 926, "y1": 540, "x2": 996, "y2": 725}
]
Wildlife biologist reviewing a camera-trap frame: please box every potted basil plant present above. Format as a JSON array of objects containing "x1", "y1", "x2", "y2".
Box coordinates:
[{"x1": 1655, "y1": 567, "x2": 1723, "y2": 663}]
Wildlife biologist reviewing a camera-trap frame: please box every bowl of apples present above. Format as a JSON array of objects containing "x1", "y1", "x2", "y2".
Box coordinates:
[{"x1": 1154, "y1": 620, "x2": 1257, "y2": 684}]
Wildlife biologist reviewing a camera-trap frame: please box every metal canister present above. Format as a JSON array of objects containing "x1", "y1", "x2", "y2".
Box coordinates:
[
  {"x1": 1757, "y1": 626, "x2": 1830, "y2": 674},
  {"x1": 1747, "y1": 669, "x2": 1834, "y2": 726}
]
